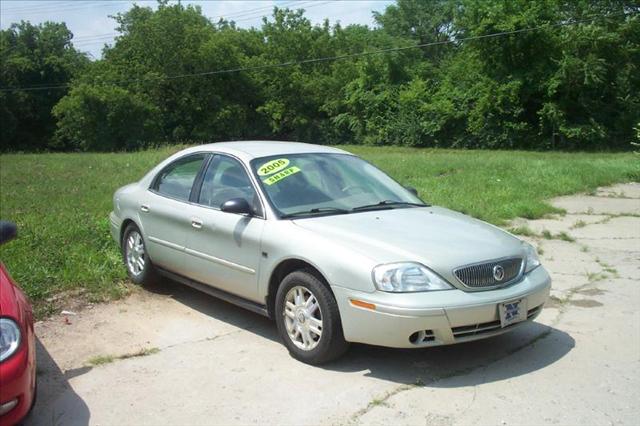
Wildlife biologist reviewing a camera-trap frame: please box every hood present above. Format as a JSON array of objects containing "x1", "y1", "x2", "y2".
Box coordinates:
[{"x1": 292, "y1": 206, "x2": 525, "y2": 286}]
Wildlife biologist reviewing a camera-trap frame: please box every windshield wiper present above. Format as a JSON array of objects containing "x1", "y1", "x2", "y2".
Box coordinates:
[
  {"x1": 351, "y1": 200, "x2": 429, "y2": 212},
  {"x1": 281, "y1": 207, "x2": 350, "y2": 219}
]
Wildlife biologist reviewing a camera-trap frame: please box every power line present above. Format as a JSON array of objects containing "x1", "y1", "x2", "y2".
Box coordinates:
[
  {"x1": 1, "y1": 1, "x2": 92, "y2": 13},
  {"x1": 1, "y1": 1, "x2": 130, "y2": 16},
  {"x1": 214, "y1": 1, "x2": 305, "y2": 20},
  {"x1": 70, "y1": 1, "x2": 328, "y2": 50},
  {"x1": 1, "y1": 10, "x2": 635, "y2": 93},
  {"x1": 232, "y1": 1, "x2": 333, "y2": 23},
  {"x1": 0, "y1": 1, "x2": 316, "y2": 48},
  {"x1": 1, "y1": 0, "x2": 306, "y2": 18},
  {"x1": 61, "y1": 2, "x2": 321, "y2": 48}
]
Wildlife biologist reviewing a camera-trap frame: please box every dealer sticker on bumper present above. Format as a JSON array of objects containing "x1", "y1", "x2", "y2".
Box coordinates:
[{"x1": 499, "y1": 299, "x2": 527, "y2": 328}]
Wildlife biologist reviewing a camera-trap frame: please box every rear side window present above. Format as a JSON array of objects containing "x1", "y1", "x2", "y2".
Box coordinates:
[{"x1": 152, "y1": 154, "x2": 206, "y2": 201}]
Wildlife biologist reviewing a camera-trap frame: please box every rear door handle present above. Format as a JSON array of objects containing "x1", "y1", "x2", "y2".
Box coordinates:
[
  {"x1": 140, "y1": 204, "x2": 150, "y2": 213},
  {"x1": 191, "y1": 218, "x2": 203, "y2": 229}
]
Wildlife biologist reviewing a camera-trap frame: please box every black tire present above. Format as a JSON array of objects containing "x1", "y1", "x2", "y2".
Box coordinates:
[
  {"x1": 275, "y1": 269, "x2": 349, "y2": 365},
  {"x1": 121, "y1": 223, "x2": 157, "y2": 286}
]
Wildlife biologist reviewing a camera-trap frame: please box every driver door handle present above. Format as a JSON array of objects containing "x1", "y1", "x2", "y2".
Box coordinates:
[
  {"x1": 140, "y1": 204, "x2": 150, "y2": 213},
  {"x1": 191, "y1": 218, "x2": 203, "y2": 229}
]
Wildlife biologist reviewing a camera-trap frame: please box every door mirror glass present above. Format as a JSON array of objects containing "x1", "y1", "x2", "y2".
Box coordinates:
[{"x1": 221, "y1": 198, "x2": 253, "y2": 216}]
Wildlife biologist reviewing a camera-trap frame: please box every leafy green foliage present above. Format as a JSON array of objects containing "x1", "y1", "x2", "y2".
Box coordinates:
[
  {"x1": 1, "y1": 0, "x2": 639, "y2": 151},
  {"x1": 52, "y1": 83, "x2": 160, "y2": 151},
  {"x1": 0, "y1": 21, "x2": 89, "y2": 151},
  {"x1": 358, "y1": 0, "x2": 640, "y2": 149},
  {"x1": 51, "y1": 2, "x2": 265, "y2": 149}
]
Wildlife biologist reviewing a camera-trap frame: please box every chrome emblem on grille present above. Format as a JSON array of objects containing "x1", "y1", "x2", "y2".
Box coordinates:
[{"x1": 493, "y1": 265, "x2": 505, "y2": 281}]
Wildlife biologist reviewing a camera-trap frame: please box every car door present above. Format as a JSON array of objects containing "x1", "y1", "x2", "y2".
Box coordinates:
[
  {"x1": 140, "y1": 153, "x2": 209, "y2": 273},
  {"x1": 184, "y1": 154, "x2": 265, "y2": 302}
]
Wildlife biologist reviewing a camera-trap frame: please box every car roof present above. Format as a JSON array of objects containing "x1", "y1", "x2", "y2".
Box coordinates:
[{"x1": 183, "y1": 141, "x2": 352, "y2": 161}]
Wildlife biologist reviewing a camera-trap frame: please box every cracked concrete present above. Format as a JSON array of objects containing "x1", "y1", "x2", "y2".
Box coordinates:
[{"x1": 25, "y1": 183, "x2": 639, "y2": 425}]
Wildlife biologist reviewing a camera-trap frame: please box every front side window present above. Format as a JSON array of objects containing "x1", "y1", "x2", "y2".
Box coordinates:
[
  {"x1": 198, "y1": 155, "x2": 261, "y2": 214},
  {"x1": 152, "y1": 154, "x2": 206, "y2": 201},
  {"x1": 250, "y1": 153, "x2": 424, "y2": 218}
]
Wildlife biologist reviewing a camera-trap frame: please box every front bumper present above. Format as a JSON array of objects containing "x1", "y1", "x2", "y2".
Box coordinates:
[
  {"x1": 333, "y1": 266, "x2": 551, "y2": 348},
  {"x1": 0, "y1": 333, "x2": 36, "y2": 426},
  {"x1": 109, "y1": 211, "x2": 121, "y2": 244}
]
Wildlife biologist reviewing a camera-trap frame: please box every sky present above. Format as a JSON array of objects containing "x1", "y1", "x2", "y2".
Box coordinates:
[{"x1": 0, "y1": 0, "x2": 395, "y2": 58}]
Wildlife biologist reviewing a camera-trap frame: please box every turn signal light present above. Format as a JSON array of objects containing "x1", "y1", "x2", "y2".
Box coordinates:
[{"x1": 350, "y1": 299, "x2": 376, "y2": 310}]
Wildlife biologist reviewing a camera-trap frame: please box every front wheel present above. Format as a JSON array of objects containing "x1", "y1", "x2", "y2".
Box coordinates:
[
  {"x1": 122, "y1": 223, "x2": 157, "y2": 286},
  {"x1": 275, "y1": 270, "x2": 349, "y2": 364}
]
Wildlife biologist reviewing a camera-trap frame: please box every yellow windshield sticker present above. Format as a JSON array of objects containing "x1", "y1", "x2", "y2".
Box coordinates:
[
  {"x1": 258, "y1": 158, "x2": 290, "y2": 176},
  {"x1": 263, "y1": 166, "x2": 301, "y2": 185}
]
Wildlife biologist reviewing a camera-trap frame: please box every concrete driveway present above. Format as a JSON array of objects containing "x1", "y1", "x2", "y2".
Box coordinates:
[{"x1": 27, "y1": 183, "x2": 639, "y2": 426}]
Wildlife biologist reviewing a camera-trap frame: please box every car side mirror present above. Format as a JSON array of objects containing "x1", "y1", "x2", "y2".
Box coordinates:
[
  {"x1": 0, "y1": 221, "x2": 18, "y2": 245},
  {"x1": 221, "y1": 198, "x2": 253, "y2": 216},
  {"x1": 405, "y1": 186, "x2": 419, "y2": 197}
]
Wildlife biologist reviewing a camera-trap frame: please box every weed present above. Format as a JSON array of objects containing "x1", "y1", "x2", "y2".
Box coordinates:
[
  {"x1": 572, "y1": 220, "x2": 587, "y2": 229},
  {"x1": 87, "y1": 355, "x2": 115, "y2": 366},
  {"x1": 509, "y1": 226, "x2": 537, "y2": 237},
  {"x1": 556, "y1": 231, "x2": 576, "y2": 242},
  {"x1": 86, "y1": 347, "x2": 160, "y2": 367},
  {"x1": 540, "y1": 229, "x2": 576, "y2": 242},
  {"x1": 587, "y1": 272, "x2": 608, "y2": 283},
  {"x1": 370, "y1": 398, "x2": 386, "y2": 407},
  {"x1": 594, "y1": 259, "x2": 619, "y2": 277}
]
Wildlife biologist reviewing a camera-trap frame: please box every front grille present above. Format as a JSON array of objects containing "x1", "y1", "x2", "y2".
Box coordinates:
[
  {"x1": 454, "y1": 257, "x2": 523, "y2": 289},
  {"x1": 452, "y1": 305, "x2": 542, "y2": 339}
]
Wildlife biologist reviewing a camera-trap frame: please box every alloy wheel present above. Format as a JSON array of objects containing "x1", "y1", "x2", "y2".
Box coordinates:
[
  {"x1": 125, "y1": 231, "x2": 145, "y2": 276},
  {"x1": 283, "y1": 286, "x2": 323, "y2": 351}
]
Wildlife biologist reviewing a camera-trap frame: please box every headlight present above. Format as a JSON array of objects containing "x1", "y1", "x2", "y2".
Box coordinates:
[
  {"x1": 372, "y1": 262, "x2": 453, "y2": 292},
  {"x1": 524, "y1": 243, "x2": 541, "y2": 273},
  {"x1": 0, "y1": 318, "x2": 21, "y2": 362}
]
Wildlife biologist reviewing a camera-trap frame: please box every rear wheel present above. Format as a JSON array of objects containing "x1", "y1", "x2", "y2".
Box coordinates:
[
  {"x1": 275, "y1": 270, "x2": 349, "y2": 364},
  {"x1": 122, "y1": 223, "x2": 157, "y2": 286}
]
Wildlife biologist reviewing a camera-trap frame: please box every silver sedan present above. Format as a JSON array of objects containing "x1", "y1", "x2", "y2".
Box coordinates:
[{"x1": 110, "y1": 141, "x2": 551, "y2": 364}]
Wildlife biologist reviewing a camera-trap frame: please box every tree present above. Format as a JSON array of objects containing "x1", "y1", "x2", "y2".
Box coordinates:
[
  {"x1": 5, "y1": 0, "x2": 639, "y2": 151},
  {"x1": 53, "y1": 2, "x2": 265, "y2": 150},
  {"x1": 0, "y1": 21, "x2": 88, "y2": 151},
  {"x1": 374, "y1": 0, "x2": 457, "y2": 64},
  {"x1": 375, "y1": 0, "x2": 640, "y2": 149},
  {"x1": 52, "y1": 83, "x2": 159, "y2": 151}
]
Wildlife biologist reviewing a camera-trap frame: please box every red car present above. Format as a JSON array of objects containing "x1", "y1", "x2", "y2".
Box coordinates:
[{"x1": 0, "y1": 222, "x2": 36, "y2": 426}]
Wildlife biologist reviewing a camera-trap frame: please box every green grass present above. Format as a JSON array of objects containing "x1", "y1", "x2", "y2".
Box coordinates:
[
  {"x1": 87, "y1": 347, "x2": 160, "y2": 366},
  {"x1": 345, "y1": 146, "x2": 639, "y2": 223},
  {"x1": 555, "y1": 231, "x2": 576, "y2": 242},
  {"x1": 86, "y1": 354, "x2": 115, "y2": 366},
  {"x1": 1, "y1": 145, "x2": 638, "y2": 313},
  {"x1": 0, "y1": 146, "x2": 187, "y2": 312},
  {"x1": 571, "y1": 220, "x2": 587, "y2": 229},
  {"x1": 508, "y1": 225, "x2": 537, "y2": 237}
]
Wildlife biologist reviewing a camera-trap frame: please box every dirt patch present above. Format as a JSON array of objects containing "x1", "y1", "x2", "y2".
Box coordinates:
[
  {"x1": 545, "y1": 296, "x2": 565, "y2": 309},
  {"x1": 567, "y1": 299, "x2": 603, "y2": 308},
  {"x1": 577, "y1": 288, "x2": 607, "y2": 296}
]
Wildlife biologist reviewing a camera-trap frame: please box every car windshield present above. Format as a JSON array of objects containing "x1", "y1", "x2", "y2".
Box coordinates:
[{"x1": 250, "y1": 153, "x2": 426, "y2": 218}]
